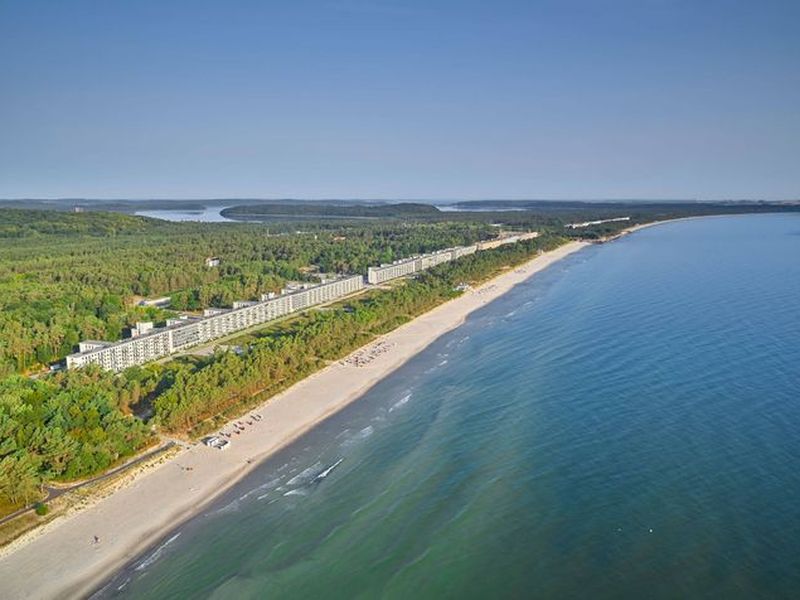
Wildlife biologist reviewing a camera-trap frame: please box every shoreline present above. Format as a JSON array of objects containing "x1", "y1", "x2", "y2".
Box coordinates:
[{"x1": 0, "y1": 239, "x2": 590, "y2": 600}]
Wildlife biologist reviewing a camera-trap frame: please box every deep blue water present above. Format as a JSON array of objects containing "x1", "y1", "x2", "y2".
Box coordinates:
[{"x1": 96, "y1": 214, "x2": 800, "y2": 599}]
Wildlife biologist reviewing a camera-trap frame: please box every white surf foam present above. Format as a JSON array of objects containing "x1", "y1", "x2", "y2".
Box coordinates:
[
  {"x1": 389, "y1": 393, "x2": 412, "y2": 412},
  {"x1": 135, "y1": 532, "x2": 182, "y2": 571}
]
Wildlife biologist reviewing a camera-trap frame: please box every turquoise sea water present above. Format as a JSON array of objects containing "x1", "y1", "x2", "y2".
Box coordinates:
[{"x1": 96, "y1": 214, "x2": 800, "y2": 599}]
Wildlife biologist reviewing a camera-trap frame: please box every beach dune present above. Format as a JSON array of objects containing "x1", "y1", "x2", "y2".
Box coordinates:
[{"x1": 0, "y1": 241, "x2": 588, "y2": 600}]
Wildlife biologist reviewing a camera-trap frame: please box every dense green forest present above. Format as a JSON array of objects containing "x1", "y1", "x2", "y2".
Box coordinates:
[
  {"x1": 0, "y1": 209, "x2": 493, "y2": 375},
  {"x1": 0, "y1": 369, "x2": 154, "y2": 508}
]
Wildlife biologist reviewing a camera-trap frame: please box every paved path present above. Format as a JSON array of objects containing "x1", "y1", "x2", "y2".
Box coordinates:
[{"x1": 0, "y1": 442, "x2": 175, "y2": 527}]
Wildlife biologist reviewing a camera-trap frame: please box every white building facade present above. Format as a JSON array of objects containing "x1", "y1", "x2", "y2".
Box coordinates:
[
  {"x1": 67, "y1": 275, "x2": 365, "y2": 371},
  {"x1": 366, "y1": 245, "x2": 478, "y2": 284}
]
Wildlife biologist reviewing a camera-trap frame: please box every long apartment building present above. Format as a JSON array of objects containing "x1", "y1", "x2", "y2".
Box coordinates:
[
  {"x1": 66, "y1": 275, "x2": 364, "y2": 371},
  {"x1": 367, "y1": 245, "x2": 478, "y2": 285},
  {"x1": 67, "y1": 233, "x2": 535, "y2": 371}
]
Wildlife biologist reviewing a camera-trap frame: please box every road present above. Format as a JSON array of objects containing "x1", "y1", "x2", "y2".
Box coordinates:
[{"x1": 0, "y1": 441, "x2": 176, "y2": 527}]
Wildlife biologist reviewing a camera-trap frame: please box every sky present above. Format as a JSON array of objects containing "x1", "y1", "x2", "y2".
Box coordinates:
[{"x1": 0, "y1": 0, "x2": 798, "y2": 200}]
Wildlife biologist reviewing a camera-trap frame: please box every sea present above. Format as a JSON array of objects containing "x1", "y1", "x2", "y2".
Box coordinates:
[{"x1": 94, "y1": 214, "x2": 800, "y2": 599}]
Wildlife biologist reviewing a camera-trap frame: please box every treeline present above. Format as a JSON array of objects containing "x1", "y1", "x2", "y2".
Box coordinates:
[
  {"x1": 0, "y1": 209, "x2": 155, "y2": 238},
  {"x1": 224, "y1": 199, "x2": 800, "y2": 235},
  {"x1": 0, "y1": 209, "x2": 494, "y2": 374},
  {"x1": 0, "y1": 368, "x2": 154, "y2": 507},
  {"x1": 448, "y1": 199, "x2": 800, "y2": 220}
]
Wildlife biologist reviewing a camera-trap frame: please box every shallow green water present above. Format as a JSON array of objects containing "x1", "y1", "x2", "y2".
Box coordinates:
[{"x1": 96, "y1": 214, "x2": 800, "y2": 599}]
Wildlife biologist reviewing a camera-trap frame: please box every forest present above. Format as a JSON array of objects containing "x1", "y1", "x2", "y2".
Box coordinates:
[
  {"x1": 0, "y1": 368, "x2": 154, "y2": 509},
  {"x1": 0, "y1": 209, "x2": 493, "y2": 376}
]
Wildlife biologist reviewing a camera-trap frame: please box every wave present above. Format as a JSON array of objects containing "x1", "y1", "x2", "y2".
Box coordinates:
[
  {"x1": 216, "y1": 478, "x2": 282, "y2": 513},
  {"x1": 280, "y1": 459, "x2": 345, "y2": 499},
  {"x1": 135, "y1": 532, "x2": 181, "y2": 571},
  {"x1": 389, "y1": 393, "x2": 412, "y2": 413},
  {"x1": 355, "y1": 425, "x2": 374, "y2": 439},
  {"x1": 341, "y1": 425, "x2": 374, "y2": 448},
  {"x1": 248, "y1": 477, "x2": 283, "y2": 501},
  {"x1": 286, "y1": 463, "x2": 323, "y2": 487}
]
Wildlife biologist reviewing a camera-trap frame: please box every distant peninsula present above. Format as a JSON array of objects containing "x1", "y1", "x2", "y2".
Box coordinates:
[{"x1": 221, "y1": 202, "x2": 441, "y2": 220}]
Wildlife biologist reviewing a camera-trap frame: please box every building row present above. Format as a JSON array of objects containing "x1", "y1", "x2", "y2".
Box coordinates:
[
  {"x1": 366, "y1": 245, "x2": 479, "y2": 284},
  {"x1": 67, "y1": 233, "x2": 536, "y2": 371},
  {"x1": 364, "y1": 232, "x2": 538, "y2": 285},
  {"x1": 66, "y1": 275, "x2": 365, "y2": 371}
]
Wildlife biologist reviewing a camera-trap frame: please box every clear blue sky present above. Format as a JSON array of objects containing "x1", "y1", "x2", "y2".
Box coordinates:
[{"x1": 1, "y1": 0, "x2": 798, "y2": 200}]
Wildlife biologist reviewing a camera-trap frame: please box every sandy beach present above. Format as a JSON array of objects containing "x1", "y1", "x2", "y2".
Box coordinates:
[{"x1": 0, "y1": 240, "x2": 588, "y2": 600}]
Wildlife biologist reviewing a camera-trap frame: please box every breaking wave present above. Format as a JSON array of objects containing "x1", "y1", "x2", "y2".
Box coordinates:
[
  {"x1": 341, "y1": 425, "x2": 374, "y2": 448},
  {"x1": 389, "y1": 393, "x2": 412, "y2": 413},
  {"x1": 135, "y1": 532, "x2": 181, "y2": 571}
]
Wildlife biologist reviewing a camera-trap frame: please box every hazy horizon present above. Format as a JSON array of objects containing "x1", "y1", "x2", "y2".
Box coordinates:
[{"x1": 2, "y1": 197, "x2": 797, "y2": 204}]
